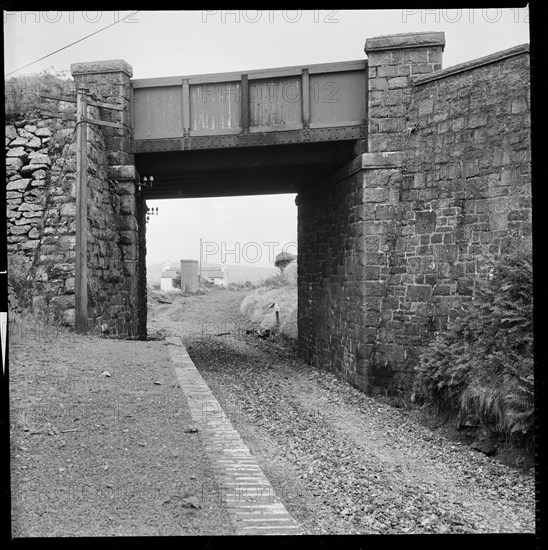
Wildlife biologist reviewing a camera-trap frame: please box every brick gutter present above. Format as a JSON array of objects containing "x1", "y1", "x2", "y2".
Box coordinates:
[{"x1": 166, "y1": 336, "x2": 303, "y2": 535}]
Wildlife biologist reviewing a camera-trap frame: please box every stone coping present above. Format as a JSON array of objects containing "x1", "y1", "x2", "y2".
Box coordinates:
[
  {"x1": 71, "y1": 59, "x2": 133, "y2": 77},
  {"x1": 365, "y1": 32, "x2": 445, "y2": 53},
  {"x1": 413, "y1": 43, "x2": 529, "y2": 85}
]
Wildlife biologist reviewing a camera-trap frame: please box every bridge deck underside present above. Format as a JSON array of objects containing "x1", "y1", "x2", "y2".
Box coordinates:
[
  {"x1": 135, "y1": 141, "x2": 358, "y2": 199},
  {"x1": 131, "y1": 125, "x2": 367, "y2": 155}
]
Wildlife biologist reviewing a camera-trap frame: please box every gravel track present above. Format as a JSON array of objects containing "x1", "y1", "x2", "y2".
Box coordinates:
[
  {"x1": 10, "y1": 288, "x2": 534, "y2": 536},
  {"x1": 150, "y1": 288, "x2": 536, "y2": 535}
]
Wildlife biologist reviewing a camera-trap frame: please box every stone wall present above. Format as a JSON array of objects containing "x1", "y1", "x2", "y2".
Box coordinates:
[
  {"x1": 297, "y1": 161, "x2": 368, "y2": 390},
  {"x1": 366, "y1": 32, "x2": 445, "y2": 153},
  {"x1": 298, "y1": 34, "x2": 531, "y2": 396},
  {"x1": 70, "y1": 60, "x2": 146, "y2": 338},
  {"x1": 298, "y1": 152, "x2": 408, "y2": 393},
  {"x1": 370, "y1": 43, "x2": 531, "y2": 393},
  {"x1": 6, "y1": 116, "x2": 77, "y2": 322},
  {"x1": 84, "y1": 104, "x2": 141, "y2": 337}
]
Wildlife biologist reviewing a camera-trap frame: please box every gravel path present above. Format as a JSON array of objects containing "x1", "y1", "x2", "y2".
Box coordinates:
[
  {"x1": 10, "y1": 288, "x2": 535, "y2": 536},
  {"x1": 149, "y1": 288, "x2": 536, "y2": 535},
  {"x1": 9, "y1": 317, "x2": 234, "y2": 536}
]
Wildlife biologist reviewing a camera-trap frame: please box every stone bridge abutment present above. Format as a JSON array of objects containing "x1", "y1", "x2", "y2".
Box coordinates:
[
  {"x1": 69, "y1": 59, "x2": 147, "y2": 339},
  {"x1": 298, "y1": 33, "x2": 530, "y2": 394}
]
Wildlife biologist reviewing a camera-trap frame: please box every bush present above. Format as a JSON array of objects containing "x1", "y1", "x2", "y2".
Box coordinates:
[
  {"x1": 274, "y1": 251, "x2": 297, "y2": 270},
  {"x1": 413, "y1": 251, "x2": 533, "y2": 443},
  {"x1": 5, "y1": 68, "x2": 75, "y2": 122},
  {"x1": 261, "y1": 261, "x2": 297, "y2": 289}
]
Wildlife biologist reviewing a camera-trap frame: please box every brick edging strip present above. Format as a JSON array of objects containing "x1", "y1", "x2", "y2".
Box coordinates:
[{"x1": 166, "y1": 336, "x2": 303, "y2": 535}]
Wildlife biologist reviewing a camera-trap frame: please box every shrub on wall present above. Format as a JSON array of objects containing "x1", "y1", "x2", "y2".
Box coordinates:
[
  {"x1": 413, "y1": 249, "x2": 533, "y2": 444},
  {"x1": 5, "y1": 68, "x2": 75, "y2": 122}
]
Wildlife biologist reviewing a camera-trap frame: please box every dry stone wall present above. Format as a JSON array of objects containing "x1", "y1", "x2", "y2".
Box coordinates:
[{"x1": 6, "y1": 117, "x2": 77, "y2": 322}]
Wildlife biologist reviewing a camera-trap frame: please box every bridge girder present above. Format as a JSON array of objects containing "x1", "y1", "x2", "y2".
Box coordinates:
[{"x1": 134, "y1": 140, "x2": 359, "y2": 199}]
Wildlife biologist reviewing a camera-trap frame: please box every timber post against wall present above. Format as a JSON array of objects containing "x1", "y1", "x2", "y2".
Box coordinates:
[{"x1": 74, "y1": 86, "x2": 89, "y2": 333}]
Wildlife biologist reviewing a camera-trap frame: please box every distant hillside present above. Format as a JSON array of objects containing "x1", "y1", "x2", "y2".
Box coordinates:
[{"x1": 147, "y1": 261, "x2": 277, "y2": 285}]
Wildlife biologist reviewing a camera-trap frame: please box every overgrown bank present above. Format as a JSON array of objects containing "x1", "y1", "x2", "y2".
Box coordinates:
[
  {"x1": 240, "y1": 261, "x2": 297, "y2": 340},
  {"x1": 413, "y1": 250, "x2": 534, "y2": 453}
]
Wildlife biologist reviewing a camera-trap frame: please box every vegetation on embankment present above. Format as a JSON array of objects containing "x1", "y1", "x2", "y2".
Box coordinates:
[
  {"x1": 5, "y1": 68, "x2": 74, "y2": 121},
  {"x1": 240, "y1": 261, "x2": 297, "y2": 340},
  {"x1": 413, "y1": 250, "x2": 534, "y2": 449}
]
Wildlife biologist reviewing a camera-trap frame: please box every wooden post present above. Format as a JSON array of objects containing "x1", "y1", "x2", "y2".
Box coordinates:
[{"x1": 75, "y1": 86, "x2": 88, "y2": 333}]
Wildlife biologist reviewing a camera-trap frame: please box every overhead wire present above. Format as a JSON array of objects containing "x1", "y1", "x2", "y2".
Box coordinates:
[{"x1": 5, "y1": 11, "x2": 140, "y2": 77}]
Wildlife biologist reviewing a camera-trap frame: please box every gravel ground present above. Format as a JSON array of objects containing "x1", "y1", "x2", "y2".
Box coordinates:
[
  {"x1": 9, "y1": 288, "x2": 536, "y2": 537},
  {"x1": 9, "y1": 315, "x2": 234, "y2": 537},
  {"x1": 149, "y1": 287, "x2": 536, "y2": 535}
]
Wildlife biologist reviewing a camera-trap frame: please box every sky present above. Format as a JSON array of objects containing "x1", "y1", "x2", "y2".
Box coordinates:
[{"x1": 3, "y1": 8, "x2": 531, "y2": 267}]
